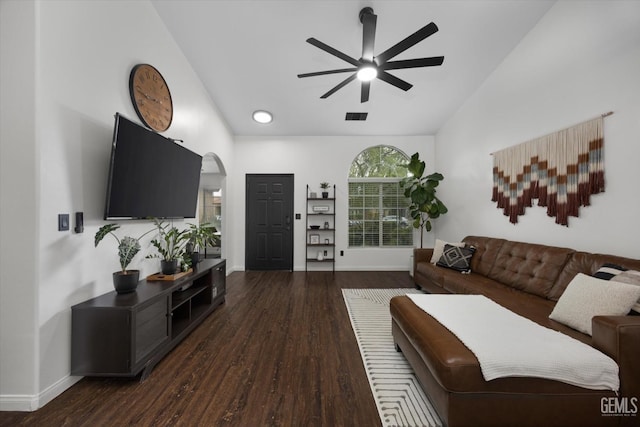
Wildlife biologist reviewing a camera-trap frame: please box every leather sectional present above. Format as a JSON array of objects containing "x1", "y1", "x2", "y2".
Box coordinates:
[{"x1": 391, "y1": 236, "x2": 640, "y2": 427}]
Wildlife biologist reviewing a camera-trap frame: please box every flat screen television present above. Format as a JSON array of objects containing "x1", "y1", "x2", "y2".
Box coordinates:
[{"x1": 104, "y1": 113, "x2": 202, "y2": 219}]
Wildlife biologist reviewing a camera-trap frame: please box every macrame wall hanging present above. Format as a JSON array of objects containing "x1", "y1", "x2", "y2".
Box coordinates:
[{"x1": 491, "y1": 112, "x2": 611, "y2": 226}]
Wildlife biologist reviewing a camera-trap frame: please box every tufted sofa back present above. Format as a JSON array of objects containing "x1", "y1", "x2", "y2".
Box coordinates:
[{"x1": 461, "y1": 236, "x2": 640, "y2": 301}]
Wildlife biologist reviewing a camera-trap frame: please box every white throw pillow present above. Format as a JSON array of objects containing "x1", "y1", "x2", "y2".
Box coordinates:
[
  {"x1": 611, "y1": 270, "x2": 640, "y2": 313},
  {"x1": 430, "y1": 239, "x2": 465, "y2": 264},
  {"x1": 549, "y1": 273, "x2": 640, "y2": 335}
]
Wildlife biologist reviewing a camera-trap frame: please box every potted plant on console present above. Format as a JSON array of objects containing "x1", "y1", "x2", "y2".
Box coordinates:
[
  {"x1": 147, "y1": 219, "x2": 189, "y2": 275},
  {"x1": 400, "y1": 152, "x2": 448, "y2": 248},
  {"x1": 184, "y1": 222, "x2": 219, "y2": 268},
  {"x1": 94, "y1": 224, "x2": 153, "y2": 294}
]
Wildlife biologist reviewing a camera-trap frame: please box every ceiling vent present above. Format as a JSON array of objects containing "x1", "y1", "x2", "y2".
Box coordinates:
[{"x1": 345, "y1": 112, "x2": 368, "y2": 121}]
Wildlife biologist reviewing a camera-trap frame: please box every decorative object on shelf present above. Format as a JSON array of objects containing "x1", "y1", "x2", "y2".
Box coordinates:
[
  {"x1": 310, "y1": 234, "x2": 320, "y2": 244},
  {"x1": 146, "y1": 269, "x2": 192, "y2": 281},
  {"x1": 317, "y1": 251, "x2": 324, "y2": 261},
  {"x1": 146, "y1": 218, "x2": 190, "y2": 275},
  {"x1": 325, "y1": 238, "x2": 330, "y2": 244},
  {"x1": 94, "y1": 223, "x2": 154, "y2": 294},
  {"x1": 320, "y1": 182, "x2": 330, "y2": 198},
  {"x1": 399, "y1": 152, "x2": 448, "y2": 248},
  {"x1": 491, "y1": 114, "x2": 610, "y2": 226},
  {"x1": 310, "y1": 225, "x2": 321, "y2": 230},
  {"x1": 313, "y1": 205, "x2": 330, "y2": 212},
  {"x1": 129, "y1": 63, "x2": 173, "y2": 132},
  {"x1": 310, "y1": 192, "x2": 318, "y2": 198},
  {"x1": 184, "y1": 222, "x2": 220, "y2": 268},
  {"x1": 324, "y1": 221, "x2": 330, "y2": 229}
]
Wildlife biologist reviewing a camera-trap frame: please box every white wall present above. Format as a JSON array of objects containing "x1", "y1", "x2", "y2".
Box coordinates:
[
  {"x1": 0, "y1": 0, "x2": 39, "y2": 407},
  {"x1": 0, "y1": 0, "x2": 234, "y2": 410},
  {"x1": 233, "y1": 136, "x2": 436, "y2": 271},
  {"x1": 435, "y1": 1, "x2": 640, "y2": 257}
]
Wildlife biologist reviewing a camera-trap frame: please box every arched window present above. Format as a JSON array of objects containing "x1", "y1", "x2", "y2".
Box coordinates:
[{"x1": 348, "y1": 146, "x2": 413, "y2": 247}]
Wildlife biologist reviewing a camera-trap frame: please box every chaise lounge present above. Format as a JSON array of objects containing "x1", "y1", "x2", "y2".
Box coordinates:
[{"x1": 391, "y1": 236, "x2": 640, "y2": 427}]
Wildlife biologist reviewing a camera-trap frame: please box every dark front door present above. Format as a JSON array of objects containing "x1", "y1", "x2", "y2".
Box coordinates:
[{"x1": 245, "y1": 174, "x2": 294, "y2": 270}]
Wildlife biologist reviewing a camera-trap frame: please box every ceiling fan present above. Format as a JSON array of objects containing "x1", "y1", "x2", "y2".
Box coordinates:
[{"x1": 297, "y1": 7, "x2": 444, "y2": 103}]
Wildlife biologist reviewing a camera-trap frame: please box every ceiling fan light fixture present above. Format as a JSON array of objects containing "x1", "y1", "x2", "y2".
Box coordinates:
[
  {"x1": 252, "y1": 110, "x2": 273, "y2": 124},
  {"x1": 356, "y1": 65, "x2": 377, "y2": 82}
]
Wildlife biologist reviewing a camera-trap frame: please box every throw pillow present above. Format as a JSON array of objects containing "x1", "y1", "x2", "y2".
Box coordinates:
[
  {"x1": 436, "y1": 244, "x2": 476, "y2": 274},
  {"x1": 593, "y1": 263, "x2": 627, "y2": 280},
  {"x1": 593, "y1": 264, "x2": 640, "y2": 313},
  {"x1": 611, "y1": 271, "x2": 640, "y2": 312},
  {"x1": 549, "y1": 273, "x2": 640, "y2": 335},
  {"x1": 430, "y1": 239, "x2": 465, "y2": 264}
]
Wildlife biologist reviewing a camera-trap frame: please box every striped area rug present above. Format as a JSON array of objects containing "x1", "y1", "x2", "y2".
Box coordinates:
[{"x1": 342, "y1": 288, "x2": 442, "y2": 427}]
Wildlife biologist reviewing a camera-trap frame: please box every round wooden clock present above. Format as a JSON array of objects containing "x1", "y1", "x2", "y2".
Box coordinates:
[{"x1": 129, "y1": 63, "x2": 173, "y2": 132}]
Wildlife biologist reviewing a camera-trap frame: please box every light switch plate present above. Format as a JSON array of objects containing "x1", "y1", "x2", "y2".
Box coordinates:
[{"x1": 58, "y1": 214, "x2": 69, "y2": 231}]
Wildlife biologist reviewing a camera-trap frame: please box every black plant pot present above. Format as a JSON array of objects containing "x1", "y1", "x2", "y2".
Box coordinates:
[
  {"x1": 113, "y1": 270, "x2": 140, "y2": 294},
  {"x1": 322, "y1": 191, "x2": 329, "y2": 198},
  {"x1": 190, "y1": 252, "x2": 201, "y2": 268},
  {"x1": 161, "y1": 259, "x2": 178, "y2": 275}
]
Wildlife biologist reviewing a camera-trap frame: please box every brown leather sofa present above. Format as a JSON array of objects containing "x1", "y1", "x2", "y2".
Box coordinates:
[{"x1": 391, "y1": 236, "x2": 640, "y2": 427}]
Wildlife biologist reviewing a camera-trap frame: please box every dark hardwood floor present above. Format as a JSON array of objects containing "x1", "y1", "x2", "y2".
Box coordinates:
[{"x1": 1, "y1": 270, "x2": 415, "y2": 426}]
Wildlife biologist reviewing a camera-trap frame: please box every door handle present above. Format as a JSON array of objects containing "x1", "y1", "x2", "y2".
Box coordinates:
[{"x1": 285, "y1": 215, "x2": 291, "y2": 225}]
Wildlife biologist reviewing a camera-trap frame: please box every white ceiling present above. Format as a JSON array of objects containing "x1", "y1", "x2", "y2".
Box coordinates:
[{"x1": 151, "y1": 0, "x2": 554, "y2": 136}]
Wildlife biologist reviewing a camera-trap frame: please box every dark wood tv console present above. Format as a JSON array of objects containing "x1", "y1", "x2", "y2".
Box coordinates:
[{"x1": 71, "y1": 258, "x2": 226, "y2": 380}]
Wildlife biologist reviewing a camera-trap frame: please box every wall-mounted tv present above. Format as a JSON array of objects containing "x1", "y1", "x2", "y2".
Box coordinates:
[{"x1": 104, "y1": 113, "x2": 202, "y2": 219}]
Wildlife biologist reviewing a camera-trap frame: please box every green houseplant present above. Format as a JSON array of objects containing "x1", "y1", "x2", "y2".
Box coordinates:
[
  {"x1": 320, "y1": 182, "x2": 330, "y2": 198},
  {"x1": 184, "y1": 222, "x2": 220, "y2": 267},
  {"x1": 94, "y1": 224, "x2": 154, "y2": 293},
  {"x1": 147, "y1": 219, "x2": 190, "y2": 274},
  {"x1": 400, "y1": 152, "x2": 448, "y2": 248}
]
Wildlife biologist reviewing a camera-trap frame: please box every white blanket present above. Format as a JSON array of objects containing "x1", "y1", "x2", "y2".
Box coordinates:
[{"x1": 407, "y1": 294, "x2": 619, "y2": 391}]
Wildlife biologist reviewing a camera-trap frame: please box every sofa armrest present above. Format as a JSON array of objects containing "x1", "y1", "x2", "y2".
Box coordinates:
[
  {"x1": 414, "y1": 248, "x2": 434, "y2": 264},
  {"x1": 592, "y1": 315, "x2": 640, "y2": 398},
  {"x1": 413, "y1": 248, "x2": 434, "y2": 277}
]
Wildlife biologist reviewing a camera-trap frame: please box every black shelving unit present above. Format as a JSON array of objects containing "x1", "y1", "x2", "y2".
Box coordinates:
[{"x1": 306, "y1": 184, "x2": 336, "y2": 273}]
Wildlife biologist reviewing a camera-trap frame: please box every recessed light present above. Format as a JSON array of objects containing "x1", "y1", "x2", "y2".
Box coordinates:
[
  {"x1": 252, "y1": 110, "x2": 273, "y2": 124},
  {"x1": 356, "y1": 65, "x2": 377, "y2": 82}
]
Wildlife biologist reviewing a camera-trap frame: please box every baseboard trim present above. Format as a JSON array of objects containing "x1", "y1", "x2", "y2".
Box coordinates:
[{"x1": 0, "y1": 375, "x2": 82, "y2": 412}]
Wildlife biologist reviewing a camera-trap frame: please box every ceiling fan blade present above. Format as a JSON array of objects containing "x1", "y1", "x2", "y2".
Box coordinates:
[
  {"x1": 380, "y1": 56, "x2": 444, "y2": 71},
  {"x1": 306, "y1": 38, "x2": 360, "y2": 67},
  {"x1": 375, "y1": 22, "x2": 439, "y2": 65},
  {"x1": 361, "y1": 81, "x2": 371, "y2": 103},
  {"x1": 377, "y1": 71, "x2": 413, "y2": 91},
  {"x1": 320, "y1": 73, "x2": 357, "y2": 99},
  {"x1": 298, "y1": 68, "x2": 358, "y2": 78},
  {"x1": 361, "y1": 11, "x2": 377, "y2": 62}
]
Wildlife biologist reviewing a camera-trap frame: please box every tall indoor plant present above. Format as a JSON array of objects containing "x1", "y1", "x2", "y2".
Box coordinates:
[
  {"x1": 94, "y1": 223, "x2": 154, "y2": 293},
  {"x1": 400, "y1": 152, "x2": 448, "y2": 248}
]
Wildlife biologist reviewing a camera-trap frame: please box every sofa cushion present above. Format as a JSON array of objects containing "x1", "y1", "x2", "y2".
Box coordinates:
[
  {"x1": 593, "y1": 264, "x2": 640, "y2": 312},
  {"x1": 430, "y1": 239, "x2": 464, "y2": 264},
  {"x1": 550, "y1": 252, "x2": 640, "y2": 301},
  {"x1": 549, "y1": 273, "x2": 640, "y2": 335},
  {"x1": 436, "y1": 244, "x2": 475, "y2": 273},
  {"x1": 487, "y1": 240, "x2": 573, "y2": 298},
  {"x1": 462, "y1": 236, "x2": 506, "y2": 277}
]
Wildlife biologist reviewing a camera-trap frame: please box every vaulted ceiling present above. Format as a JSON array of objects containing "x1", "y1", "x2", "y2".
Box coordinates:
[{"x1": 152, "y1": 0, "x2": 554, "y2": 136}]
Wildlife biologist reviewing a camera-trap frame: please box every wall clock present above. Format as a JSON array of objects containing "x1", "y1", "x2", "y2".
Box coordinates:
[{"x1": 129, "y1": 63, "x2": 173, "y2": 132}]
